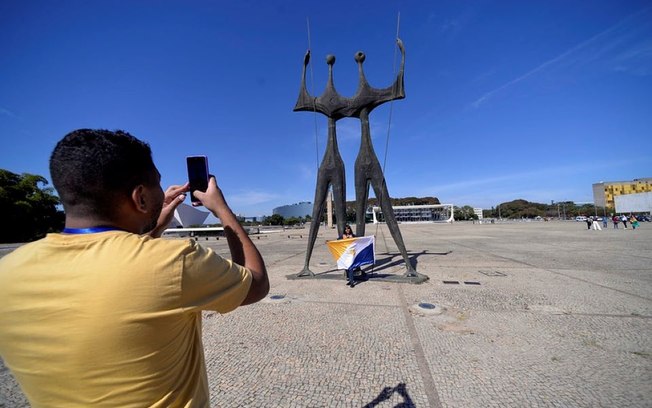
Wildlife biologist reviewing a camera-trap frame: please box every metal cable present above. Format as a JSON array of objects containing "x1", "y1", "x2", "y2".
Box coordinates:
[{"x1": 375, "y1": 12, "x2": 401, "y2": 244}]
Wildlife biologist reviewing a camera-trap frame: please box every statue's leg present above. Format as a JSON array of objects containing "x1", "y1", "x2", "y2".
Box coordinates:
[
  {"x1": 299, "y1": 174, "x2": 331, "y2": 277},
  {"x1": 370, "y1": 174, "x2": 418, "y2": 276},
  {"x1": 354, "y1": 167, "x2": 371, "y2": 237},
  {"x1": 332, "y1": 165, "x2": 347, "y2": 237}
]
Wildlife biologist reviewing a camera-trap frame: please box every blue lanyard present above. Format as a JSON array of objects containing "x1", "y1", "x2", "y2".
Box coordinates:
[{"x1": 62, "y1": 226, "x2": 123, "y2": 234}]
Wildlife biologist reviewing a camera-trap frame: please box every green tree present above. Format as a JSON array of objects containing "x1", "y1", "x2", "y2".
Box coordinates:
[
  {"x1": 266, "y1": 214, "x2": 284, "y2": 226},
  {"x1": 454, "y1": 205, "x2": 478, "y2": 220},
  {"x1": 0, "y1": 169, "x2": 64, "y2": 243},
  {"x1": 494, "y1": 199, "x2": 546, "y2": 219},
  {"x1": 285, "y1": 217, "x2": 301, "y2": 226}
]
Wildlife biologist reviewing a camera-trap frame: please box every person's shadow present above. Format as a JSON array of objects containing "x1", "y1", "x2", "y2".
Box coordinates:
[{"x1": 363, "y1": 383, "x2": 415, "y2": 408}]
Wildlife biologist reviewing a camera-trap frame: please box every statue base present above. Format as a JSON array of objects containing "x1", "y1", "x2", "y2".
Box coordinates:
[{"x1": 288, "y1": 269, "x2": 429, "y2": 284}]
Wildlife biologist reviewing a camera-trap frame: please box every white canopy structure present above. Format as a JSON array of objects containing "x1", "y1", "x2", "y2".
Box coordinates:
[{"x1": 168, "y1": 203, "x2": 211, "y2": 228}]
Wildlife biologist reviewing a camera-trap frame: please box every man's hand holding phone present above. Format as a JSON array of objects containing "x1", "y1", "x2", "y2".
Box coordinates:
[
  {"x1": 147, "y1": 182, "x2": 189, "y2": 238},
  {"x1": 186, "y1": 155, "x2": 227, "y2": 215},
  {"x1": 187, "y1": 156, "x2": 209, "y2": 207},
  {"x1": 192, "y1": 176, "x2": 230, "y2": 218},
  {"x1": 186, "y1": 158, "x2": 269, "y2": 305}
]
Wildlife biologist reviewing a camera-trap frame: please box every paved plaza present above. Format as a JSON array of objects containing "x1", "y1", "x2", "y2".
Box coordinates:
[{"x1": 1, "y1": 221, "x2": 651, "y2": 407}]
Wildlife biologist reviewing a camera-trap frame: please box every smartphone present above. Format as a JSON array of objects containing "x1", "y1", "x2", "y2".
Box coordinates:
[{"x1": 186, "y1": 156, "x2": 209, "y2": 205}]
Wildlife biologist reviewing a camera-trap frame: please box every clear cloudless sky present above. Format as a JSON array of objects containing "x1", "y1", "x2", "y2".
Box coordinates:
[{"x1": 1, "y1": 1, "x2": 651, "y2": 217}]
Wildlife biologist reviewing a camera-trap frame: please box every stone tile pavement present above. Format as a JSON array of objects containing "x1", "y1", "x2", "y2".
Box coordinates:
[{"x1": 1, "y1": 221, "x2": 651, "y2": 407}]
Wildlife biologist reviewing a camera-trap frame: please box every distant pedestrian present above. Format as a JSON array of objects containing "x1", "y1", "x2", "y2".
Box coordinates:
[
  {"x1": 630, "y1": 215, "x2": 639, "y2": 230},
  {"x1": 602, "y1": 216, "x2": 608, "y2": 228},
  {"x1": 585, "y1": 216, "x2": 592, "y2": 230},
  {"x1": 621, "y1": 215, "x2": 628, "y2": 229},
  {"x1": 612, "y1": 215, "x2": 619, "y2": 229},
  {"x1": 592, "y1": 216, "x2": 602, "y2": 230}
]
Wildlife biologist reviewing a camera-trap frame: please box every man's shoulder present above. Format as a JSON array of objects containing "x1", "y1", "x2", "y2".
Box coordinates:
[
  {"x1": 124, "y1": 234, "x2": 201, "y2": 257},
  {"x1": 1, "y1": 234, "x2": 200, "y2": 266}
]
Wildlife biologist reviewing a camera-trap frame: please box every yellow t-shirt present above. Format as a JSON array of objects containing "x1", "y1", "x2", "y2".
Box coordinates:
[{"x1": 0, "y1": 231, "x2": 252, "y2": 407}]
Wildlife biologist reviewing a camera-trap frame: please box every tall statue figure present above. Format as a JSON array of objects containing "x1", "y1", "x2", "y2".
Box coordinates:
[
  {"x1": 294, "y1": 39, "x2": 425, "y2": 280},
  {"x1": 294, "y1": 52, "x2": 348, "y2": 277},
  {"x1": 349, "y1": 41, "x2": 418, "y2": 277}
]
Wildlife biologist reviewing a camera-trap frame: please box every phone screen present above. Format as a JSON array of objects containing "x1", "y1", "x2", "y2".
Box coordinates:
[{"x1": 186, "y1": 156, "x2": 209, "y2": 204}]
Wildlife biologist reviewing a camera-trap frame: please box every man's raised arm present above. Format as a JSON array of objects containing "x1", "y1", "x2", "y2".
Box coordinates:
[{"x1": 193, "y1": 177, "x2": 269, "y2": 305}]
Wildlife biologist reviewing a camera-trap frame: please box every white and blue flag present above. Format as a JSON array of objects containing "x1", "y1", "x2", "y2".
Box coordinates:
[{"x1": 326, "y1": 236, "x2": 376, "y2": 270}]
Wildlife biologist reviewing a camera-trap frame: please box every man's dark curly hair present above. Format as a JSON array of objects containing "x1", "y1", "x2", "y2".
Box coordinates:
[{"x1": 50, "y1": 129, "x2": 158, "y2": 219}]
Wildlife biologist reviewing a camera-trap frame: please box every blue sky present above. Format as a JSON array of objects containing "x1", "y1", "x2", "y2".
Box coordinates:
[{"x1": 1, "y1": 1, "x2": 651, "y2": 216}]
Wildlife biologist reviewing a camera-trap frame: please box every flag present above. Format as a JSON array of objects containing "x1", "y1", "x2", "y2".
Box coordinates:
[{"x1": 326, "y1": 236, "x2": 375, "y2": 270}]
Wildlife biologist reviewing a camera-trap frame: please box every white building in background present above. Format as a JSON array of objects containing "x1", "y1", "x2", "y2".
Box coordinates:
[
  {"x1": 273, "y1": 202, "x2": 313, "y2": 218},
  {"x1": 168, "y1": 203, "x2": 211, "y2": 227},
  {"x1": 370, "y1": 204, "x2": 455, "y2": 224},
  {"x1": 473, "y1": 208, "x2": 483, "y2": 220},
  {"x1": 615, "y1": 192, "x2": 652, "y2": 214}
]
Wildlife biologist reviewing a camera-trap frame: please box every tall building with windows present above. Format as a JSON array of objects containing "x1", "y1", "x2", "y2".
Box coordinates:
[{"x1": 592, "y1": 178, "x2": 652, "y2": 208}]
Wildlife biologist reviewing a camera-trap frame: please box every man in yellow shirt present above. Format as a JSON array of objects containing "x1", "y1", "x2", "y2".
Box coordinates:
[{"x1": 0, "y1": 129, "x2": 269, "y2": 407}]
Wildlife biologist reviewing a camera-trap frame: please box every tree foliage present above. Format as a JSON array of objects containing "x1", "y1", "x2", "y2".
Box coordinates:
[
  {"x1": 284, "y1": 217, "x2": 302, "y2": 226},
  {"x1": 484, "y1": 199, "x2": 605, "y2": 219},
  {"x1": 454, "y1": 205, "x2": 478, "y2": 220},
  {"x1": 265, "y1": 214, "x2": 285, "y2": 225},
  {"x1": 0, "y1": 169, "x2": 64, "y2": 243}
]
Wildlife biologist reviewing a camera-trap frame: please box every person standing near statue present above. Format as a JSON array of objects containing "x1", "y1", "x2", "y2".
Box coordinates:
[
  {"x1": 338, "y1": 224, "x2": 358, "y2": 287},
  {"x1": 340, "y1": 224, "x2": 355, "y2": 239}
]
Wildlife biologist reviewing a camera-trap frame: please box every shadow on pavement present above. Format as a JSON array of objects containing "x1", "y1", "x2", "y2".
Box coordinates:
[
  {"x1": 371, "y1": 249, "x2": 451, "y2": 273},
  {"x1": 363, "y1": 382, "x2": 415, "y2": 408}
]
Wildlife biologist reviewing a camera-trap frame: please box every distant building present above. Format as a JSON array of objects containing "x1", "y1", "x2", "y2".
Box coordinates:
[
  {"x1": 273, "y1": 202, "x2": 312, "y2": 219},
  {"x1": 370, "y1": 204, "x2": 454, "y2": 224},
  {"x1": 593, "y1": 178, "x2": 652, "y2": 209},
  {"x1": 241, "y1": 216, "x2": 263, "y2": 223},
  {"x1": 168, "y1": 203, "x2": 210, "y2": 227},
  {"x1": 473, "y1": 208, "x2": 483, "y2": 220},
  {"x1": 615, "y1": 192, "x2": 652, "y2": 214}
]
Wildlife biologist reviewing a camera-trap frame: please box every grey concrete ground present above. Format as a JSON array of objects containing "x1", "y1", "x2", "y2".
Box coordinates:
[{"x1": 1, "y1": 221, "x2": 651, "y2": 407}]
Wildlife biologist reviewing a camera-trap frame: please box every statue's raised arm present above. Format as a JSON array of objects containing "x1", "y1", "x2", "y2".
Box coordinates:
[
  {"x1": 293, "y1": 50, "x2": 315, "y2": 113},
  {"x1": 346, "y1": 37, "x2": 406, "y2": 116},
  {"x1": 394, "y1": 37, "x2": 406, "y2": 99}
]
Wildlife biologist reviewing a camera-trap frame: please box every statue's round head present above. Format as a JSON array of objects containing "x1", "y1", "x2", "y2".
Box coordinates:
[
  {"x1": 326, "y1": 54, "x2": 336, "y2": 65},
  {"x1": 354, "y1": 51, "x2": 366, "y2": 63}
]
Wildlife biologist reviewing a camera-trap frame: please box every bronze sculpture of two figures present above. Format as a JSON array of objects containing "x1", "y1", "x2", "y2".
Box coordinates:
[{"x1": 294, "y1": 39, "x2": 427, "y2": 282}]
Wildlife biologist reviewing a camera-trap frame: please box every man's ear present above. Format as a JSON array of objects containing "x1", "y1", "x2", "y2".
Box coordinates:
[{"x1": 131, "y1": 185, "x2": 148, "y2": 214}]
